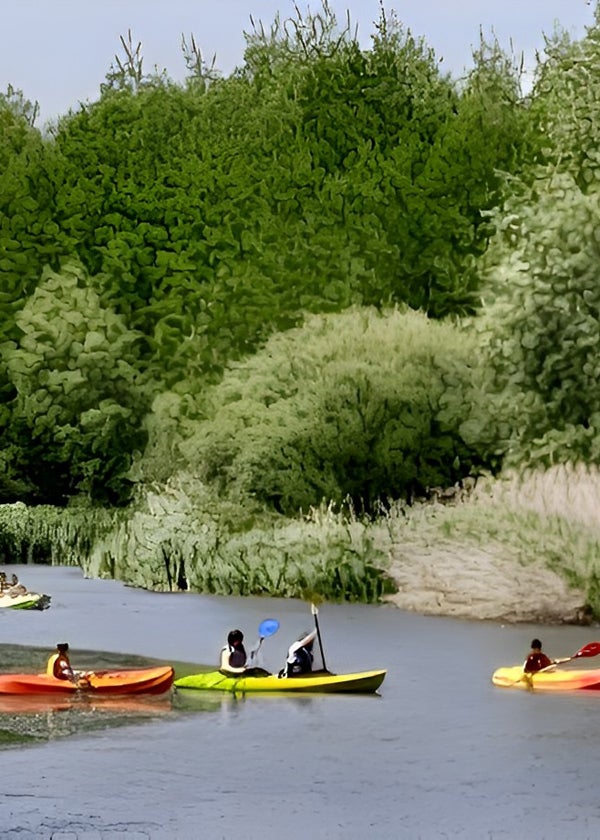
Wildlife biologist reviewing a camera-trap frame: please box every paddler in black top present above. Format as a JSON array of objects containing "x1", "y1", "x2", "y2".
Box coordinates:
[
  {"x1": 283, "y1": 629, "x2": 317, "y2": 677},
  {"x1": 220, "y1": 629, "x2": 249, "y2": 675},
  {"x1": 523, "y1": 639, "x2": 555, "y2": 674},
  {"x1": 219, "y1": 629, "x2": 271, "y2": 677}
]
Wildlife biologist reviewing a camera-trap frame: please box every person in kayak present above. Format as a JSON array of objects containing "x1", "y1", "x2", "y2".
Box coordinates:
[
  {"x1": 47, "y1": 643, "x2": 77, "y2": 680},
  {"x1": 282, "y1": 629, "x2": 317, "y2": 678},
  {"x1": 220, "y1": 629, "x2": 250, "y2": 675},
  {"x1": 5, "y1": 574, "x2": 27, "y2": 598},
  {"x1": 523, "y1": 639, "x2": 555, "y2": 673},
  {"x1": 219, "y1": 629, "x2": 271, "y2": 677},
  {"x1": 46, "y1": 643, "x2": 91, "y2": 685}
]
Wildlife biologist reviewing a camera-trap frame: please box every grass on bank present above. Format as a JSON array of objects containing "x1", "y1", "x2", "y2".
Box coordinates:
[{"x1": 1, "y1": 465, "x2": 600, "y2": 616}]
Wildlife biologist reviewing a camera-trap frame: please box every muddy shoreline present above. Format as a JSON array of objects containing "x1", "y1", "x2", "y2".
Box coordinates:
[{"x1": 384, "y1": 539, "x2": 591, "y2": 625}]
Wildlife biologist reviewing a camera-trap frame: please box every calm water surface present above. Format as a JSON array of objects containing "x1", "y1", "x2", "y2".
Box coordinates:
[{"x1": 1, "y1": 564, "x2": 600, "y2": 839}]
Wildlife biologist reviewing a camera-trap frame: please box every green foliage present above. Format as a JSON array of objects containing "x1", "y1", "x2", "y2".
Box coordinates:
[
  {"x1": 0, "y1": 85, "x2": 39, "y2": 159},
  {"x1": 1, "y1": 263, "x2": 150, "y2": 504},
  {"x1": 461, "y1": 11, "x2": 600, "y2": 470},
  {"x1": 183, "y1": 308, "x2": 485, "y2": 513},
  {"x1": 241, "y1": 5, "x2": 528, "y2": 318},
  {"x1": 0, "y1": 91, "x2": 48, "y2": 334},
  {"x1": 0, "y1": 4, "x2": 533, "y2": 507},
  {"x1": 0, "y1": 475, "x2": 395, "y2": 603},
  {"x1": 0, "y1": 499, "x2": 116, "y2": 567},
  {"x1": 527, "y1": 14, "x2": 600, "y2": 191},
  {"x1": 20, "y1": 2, "x2": 526, "y2": 389},
  {"x1": 470, "y1": 176, "x2": 600, "y2": 467}
]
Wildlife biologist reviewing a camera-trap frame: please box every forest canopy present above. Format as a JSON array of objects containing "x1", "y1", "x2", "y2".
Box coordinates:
[{"x1": 2, "y1": 1, "x2": 600, "y2": 515}]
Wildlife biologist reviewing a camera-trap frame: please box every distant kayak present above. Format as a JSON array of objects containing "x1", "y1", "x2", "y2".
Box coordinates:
[
  {"x1": 0, "y1": 592, "x2": 51, "y2": 610},
  {"x1": 0, "y1": 665, "x2": 174, "y2": 696},
  {"x1": 492, "y1": 666, "x2": 600, "y2": 691},
  {"x1": 175, "y1": 669, "x2": 386, "y2": 694}
]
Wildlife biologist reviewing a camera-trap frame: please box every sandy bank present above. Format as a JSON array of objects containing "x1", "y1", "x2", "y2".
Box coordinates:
[{"x1": 384, "y1": 539, "x2": 588, "y2": 624}]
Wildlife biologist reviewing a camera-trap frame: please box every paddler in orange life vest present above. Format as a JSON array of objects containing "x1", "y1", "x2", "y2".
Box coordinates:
[
  {"x1": 47, "y1": 643, "x2": 78, "y2": 681},
  {"x1": 523, "y1": 639, "x2": 555, "y2": 674}
]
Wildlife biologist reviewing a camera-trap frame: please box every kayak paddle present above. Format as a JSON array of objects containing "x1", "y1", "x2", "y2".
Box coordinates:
[
  {"x1": 248, "y1": 618, "x2": 280, "y2": 664},
  {"x1": 563, "y1": 640, "x2": 600, "y2": 660},
  {"x1": 536, "y1": 640, "x2": 600, "y2": 674},
  {"x1": 258, "y1": 618, "x2": 280, "y2": 639},
  {"x1": 311, "y1": 602, "x2": 328, "y2": 672}
]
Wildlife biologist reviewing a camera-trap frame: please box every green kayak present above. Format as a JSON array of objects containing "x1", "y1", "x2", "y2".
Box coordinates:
[
  {"x1": 174, "y1": 669, "x2": 386, "y2": 694},
  {"x1": 0, "y1": 592, "x2": 51, "y2": 610}
]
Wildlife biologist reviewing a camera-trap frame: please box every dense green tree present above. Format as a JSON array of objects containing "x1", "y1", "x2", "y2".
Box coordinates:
[
  {"x1": 37, "y1": 3, "x2": 528, "y2": 379},
  {"x1": 527, "y1": 9, "x2": 600, "y2": 190},
  {"x1": 181, "y1": 308, "x2": 485, "y2": 513},
  {"x1": 465, "y1": 8, "x2": 600, "y2": 468},
  {"x1": 0, "y1": 4, "x2": 535, "y2": 502},
  {"x1": 0, "y1": 87, "x2": 50, "y2": 345},
  {"x1": 465, "y1": 173, "x2": 600, "y2": 466},
  {"x1": 1, "y1": 263, "x2": 149, "y2": 504}
]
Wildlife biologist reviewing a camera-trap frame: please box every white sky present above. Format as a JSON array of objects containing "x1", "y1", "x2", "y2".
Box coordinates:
[{"x1": 1, "y1": 0, "x2": 596, "y2": 125}]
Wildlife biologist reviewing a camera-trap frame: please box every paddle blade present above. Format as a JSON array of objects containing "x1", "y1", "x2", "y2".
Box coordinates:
[
  {"x1": 258, "y1": 618, "x2": 280, "y2": 638},
  {"x1": 574, "y1": 641, "x2": 600, "y2": 659},
  {"x1": 302, "y1": 589, "x2": 323, "y2": 607}
]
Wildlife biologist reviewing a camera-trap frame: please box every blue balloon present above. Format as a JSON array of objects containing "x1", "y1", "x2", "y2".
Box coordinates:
[{"x1": 258, "y1": 618, "x2": 280, "y2": 638}]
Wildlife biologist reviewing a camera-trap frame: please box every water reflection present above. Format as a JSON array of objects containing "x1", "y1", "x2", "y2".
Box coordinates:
[
  {"x1": 174, "y1": 686, "x2": 320, "y2": 712},
  {"x1": 0, "y1": 692, "x2": 174, "y2": 716}
]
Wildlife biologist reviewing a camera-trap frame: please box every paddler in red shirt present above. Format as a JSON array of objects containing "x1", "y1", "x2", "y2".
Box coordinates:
[{"x1": 523, "y1": 639, "x2": 555, "y2": 673}]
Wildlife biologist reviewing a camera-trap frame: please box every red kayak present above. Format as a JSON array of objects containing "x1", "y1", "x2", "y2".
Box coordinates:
[{"x1": 0, "y1": 666, "x2": 174, "y2": 696}]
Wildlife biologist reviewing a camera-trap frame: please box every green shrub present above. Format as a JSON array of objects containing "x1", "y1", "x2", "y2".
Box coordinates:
[
  {"x1": 183, "y1": 307, "x2": 486, "y2": 513},
  {"x1": 469, "y1": 172, "x2": 600, "y2": 468},
  {"x1": 0, "y1": 262, "x2": 150, "y2": 504}
]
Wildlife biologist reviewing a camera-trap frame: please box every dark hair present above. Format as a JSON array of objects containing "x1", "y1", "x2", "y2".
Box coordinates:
[
  {"x1": 227, "y1": 630, "x2": 244, "y2": 646},
  {"x1": 57, "y1": 643, "x2": 69, "y2": 652},
  {"x1": 531, "y1": 639, "x2": 542, "y2": 650}
]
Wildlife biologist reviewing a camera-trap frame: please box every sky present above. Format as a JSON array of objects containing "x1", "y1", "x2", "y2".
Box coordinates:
[{"x1": 1, "y1": 0, "x2": 596, "y2": 125}]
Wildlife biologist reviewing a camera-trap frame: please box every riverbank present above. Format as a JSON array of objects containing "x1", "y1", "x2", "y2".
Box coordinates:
[
  {"x1": 1, "y1": 465, "x2": 598, "y2": 626},
  {"x1": 377, "y1": 465, "x2": 600, "y2": 625},
  {"x1": 383, "y1": 539, "x2": 588, "y2": 624}
]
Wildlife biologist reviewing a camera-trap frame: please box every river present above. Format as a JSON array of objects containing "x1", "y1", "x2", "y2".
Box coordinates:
[{"x1": 1, "y1": 564, "x2": 600, "y2": 839}]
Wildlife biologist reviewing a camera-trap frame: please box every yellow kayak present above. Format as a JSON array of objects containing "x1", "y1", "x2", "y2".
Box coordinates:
[
  {"x1": 175, "y1": 669, "x2": 386, "y2": 694},
  {"x1": 492, "y1": 666, "x2": 600, "y2": 691}
]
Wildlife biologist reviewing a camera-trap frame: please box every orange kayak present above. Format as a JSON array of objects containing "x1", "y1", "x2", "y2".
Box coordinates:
[{"x1": 0, "y1": 666, "x2": 174, "y2": 696}]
